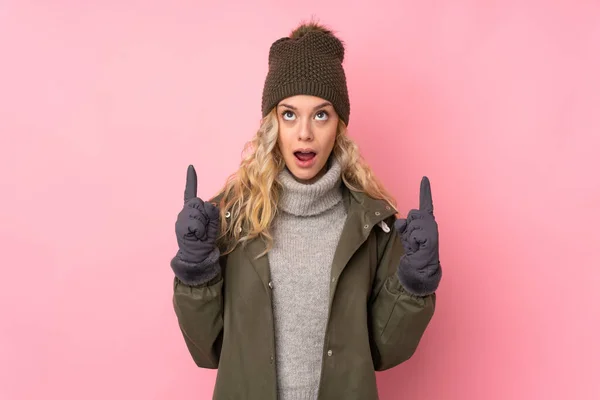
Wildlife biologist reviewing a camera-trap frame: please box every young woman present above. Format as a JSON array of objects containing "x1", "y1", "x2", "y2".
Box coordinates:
[{"x1": 170, "y1": 21, "x2": 442, "y2": 400}]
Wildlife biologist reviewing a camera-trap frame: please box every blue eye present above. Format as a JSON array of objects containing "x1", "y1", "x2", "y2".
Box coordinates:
[
  {"x1": 315, "y1": 111, "x2": 329, "y2": 121},
  {"x1": 282, "y1": 111, "x2": 296, "y2": 121}
]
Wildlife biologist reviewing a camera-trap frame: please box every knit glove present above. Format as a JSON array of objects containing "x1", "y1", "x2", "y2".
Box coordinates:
[
  {"x1": 171, "y1": 165, "x2": 221, "y2": 285},
  {"x1": 394, "y1": 177, "x2": 442, "y2": 296}
]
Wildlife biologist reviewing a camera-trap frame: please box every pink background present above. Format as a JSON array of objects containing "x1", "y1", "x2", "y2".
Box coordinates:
[{"x1": 1, "y1": 1, "x2": 599, "y2": 399}]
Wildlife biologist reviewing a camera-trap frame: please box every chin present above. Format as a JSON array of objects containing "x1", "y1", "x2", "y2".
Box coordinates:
[
  {"x1": 284, "y1": 152, "x2": 328, "y2": 183},
  {"x1": 286, "y1": 166, "x2": 306, "y2": 177},
  {"x1": 287, "y1": 165, "x2": 323, "y2": 183}
]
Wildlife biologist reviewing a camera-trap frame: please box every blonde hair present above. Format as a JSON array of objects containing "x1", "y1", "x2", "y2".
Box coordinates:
[{"x1": 213, "y1": 108, "x2": 398, "y2": 257}]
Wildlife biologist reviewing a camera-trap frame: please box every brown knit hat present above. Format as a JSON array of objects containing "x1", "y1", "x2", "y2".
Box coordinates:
[{"x1": 261, "y1": 22, "x2": 350, "y2": 126}]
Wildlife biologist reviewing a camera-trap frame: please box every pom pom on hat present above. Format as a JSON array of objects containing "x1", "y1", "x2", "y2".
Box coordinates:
[{"x1": 289, "y1": 21, "x2": 335, "y2": 39}]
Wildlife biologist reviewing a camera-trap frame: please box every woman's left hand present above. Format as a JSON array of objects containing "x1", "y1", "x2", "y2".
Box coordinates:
[{"x1": 394, "y1": 177, "x2": 442, "y2": 296}]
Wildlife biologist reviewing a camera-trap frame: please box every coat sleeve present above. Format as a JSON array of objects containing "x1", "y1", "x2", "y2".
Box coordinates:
[
  {"x1": 172, "y1": 259, "x2": 225, "y2": 369},
  {"x1": 171, "y1": 193, "x2": 227, "y2": 369},
  {"x1": 368, "y1": 216, "x2": 437, "y2": 371}
]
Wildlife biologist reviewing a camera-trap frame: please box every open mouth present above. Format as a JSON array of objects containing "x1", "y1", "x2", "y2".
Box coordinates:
[{"x1": 294, "y1": 151, "x2": 316, "y2": 161}]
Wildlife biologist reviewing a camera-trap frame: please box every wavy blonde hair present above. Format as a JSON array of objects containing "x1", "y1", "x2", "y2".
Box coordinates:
[{"x1": 213, "y1": 108, "x2": 398, "y2": 257}]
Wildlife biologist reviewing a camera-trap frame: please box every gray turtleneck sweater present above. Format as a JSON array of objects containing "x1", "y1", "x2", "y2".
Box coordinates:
[{"x1": 268, "y1": 158, "x2": 348, "y2": 400}]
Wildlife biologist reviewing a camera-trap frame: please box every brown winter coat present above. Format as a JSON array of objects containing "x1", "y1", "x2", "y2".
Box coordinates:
[{"x1": 172, "y1": 186, "x2": 436, "y2": 399}]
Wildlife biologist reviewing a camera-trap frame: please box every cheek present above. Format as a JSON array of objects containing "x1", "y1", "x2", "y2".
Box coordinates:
[
  {"x1": 277, "y1": 127, "x2": 292, "y2": 152},
  {"x1": 325, "y1": 127, "x2": 337, "y2": 149}
]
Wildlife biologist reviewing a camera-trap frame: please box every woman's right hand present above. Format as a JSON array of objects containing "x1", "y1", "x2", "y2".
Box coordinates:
[{"x1": 174, "y1": 165, "x2": 220, "y2": 263}]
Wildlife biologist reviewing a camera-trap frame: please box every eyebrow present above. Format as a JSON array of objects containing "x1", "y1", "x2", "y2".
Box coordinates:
[{"x1": 278, "y1": 101, "x2": 333, "y2": 111}]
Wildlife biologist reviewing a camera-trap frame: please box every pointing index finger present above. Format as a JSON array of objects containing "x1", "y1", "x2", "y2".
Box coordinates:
[
  {"x1": 184, "y1": 164, "x2": 197, "y2": 203},
  {"x1": 419, "y1": 176, "x2": 434, "y2": 214}
]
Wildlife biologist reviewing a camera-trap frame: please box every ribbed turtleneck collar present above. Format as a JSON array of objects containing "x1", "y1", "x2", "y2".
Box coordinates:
[{"x1": 277, "y1": 157, "x2": 343, "y2": 217}]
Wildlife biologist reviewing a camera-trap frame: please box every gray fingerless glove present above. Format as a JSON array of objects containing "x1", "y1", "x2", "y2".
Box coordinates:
[{"x1": 171, "y1": 165, "x2": 221, "y2": 286}]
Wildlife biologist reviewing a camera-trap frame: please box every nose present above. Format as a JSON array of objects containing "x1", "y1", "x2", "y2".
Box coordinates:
[{"x1": 297, "y1": 118, "x2": 314, "y2": 141}]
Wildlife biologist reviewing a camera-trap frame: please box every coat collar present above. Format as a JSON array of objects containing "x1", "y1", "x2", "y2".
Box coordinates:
[
  {"x1": 240, "y1": 186, "x2": 397, "y2": 293},
  {"x1": 329, "y1": 186, "x2": 397, "y2": 282}
]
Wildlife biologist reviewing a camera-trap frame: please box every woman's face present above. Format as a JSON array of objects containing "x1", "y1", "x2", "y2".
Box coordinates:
[{"x1": 276, "y1": 95, "x2": 339, "y2": 184}]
